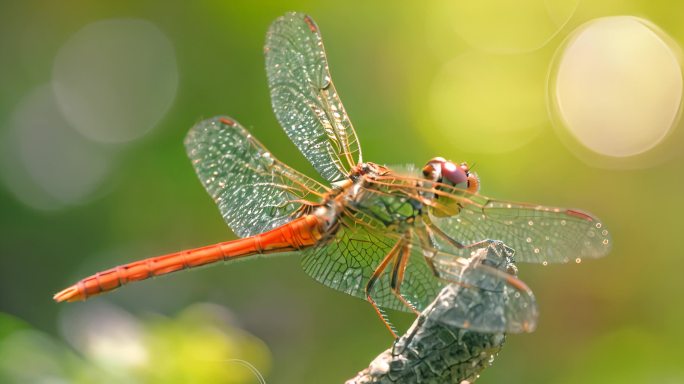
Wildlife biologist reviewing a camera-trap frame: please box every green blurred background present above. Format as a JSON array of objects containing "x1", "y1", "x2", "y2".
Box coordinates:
[{"x1": 1, "y1": 1, "x2": 684, "y2": 383}]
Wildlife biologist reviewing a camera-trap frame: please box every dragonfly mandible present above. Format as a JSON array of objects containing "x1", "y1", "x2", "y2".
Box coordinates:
[{"x1": 54, "y1": 12, "x2": 611, "y2": 337}]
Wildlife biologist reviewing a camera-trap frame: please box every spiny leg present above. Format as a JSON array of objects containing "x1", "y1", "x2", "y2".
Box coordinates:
[
  {"x1": 425, "y1": 219, "x2": 507, "y2": 262},
  {"x1": 365, "y1": 239, "x2": 404, "y2": 338},
  {"x1": 389, "y1": 238, "x2": 420, "y2": 315}
]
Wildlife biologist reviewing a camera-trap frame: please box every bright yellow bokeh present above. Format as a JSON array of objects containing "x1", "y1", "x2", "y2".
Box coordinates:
[
  {"x1": 551, "y1": 16, "x2": 683, "y2": 159},
  {"x1": 428, "y1": 52, "x2": 548, "y2": 153}
]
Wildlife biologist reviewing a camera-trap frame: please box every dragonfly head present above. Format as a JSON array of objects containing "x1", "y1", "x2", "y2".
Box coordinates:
[{"x1": 422, "y1": 157, "x2": 479, "y2": 194}]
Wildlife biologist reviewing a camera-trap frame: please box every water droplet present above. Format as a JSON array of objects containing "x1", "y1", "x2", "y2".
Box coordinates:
[
  {"x1": 602, "y1": 239, "x2": 609, "y2": 245},
  {"x1": 560, "y1": 220, "x2": 567, "y2": 225},
  {"x1": 528, "y1": 220, "x2": 534, "y2": 226},
  {"x1": 534, "y1": 248, "x2": 540, "y2": 254},
  {"x1": 526, "y1": 237, "x2": 532, "y2": 243},
  {"x1": 542, "y1": 261, "x2": 548, "y2": 266},
  {"x1": 602, "y1": 230, "x2": 608, "y2": 236},
  {"x1": 575, "y1": 258, "x2": 582, "y2": 263},
  {"x1": 322, "y1": 75, "x2": 331, "y2": 88},
  {"x1": 261, "y1": 151, "x2": 274, "y2": 166},
  {"x1": 595, "y1": 223, "x2": 602, "y2": 229}
]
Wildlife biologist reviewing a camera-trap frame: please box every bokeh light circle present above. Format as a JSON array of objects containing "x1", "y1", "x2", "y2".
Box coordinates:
[
  {"x1": 52, "y1": 19, "x2": 178, "y2": 143},
  {"x1": 550, "y1": 16, "x2": 683, "y2": 162},
  {"x1": 60, "y1": 301, "x2": 148, "y2": 371},
  {"x1": 431, "y1": 0, "x2": 579, "y2": 54},
  {"x1": 428, "y1": 52, "x2": 547, "y2": 153},
  {"x1": 0, "y1": 86, "x2": 112, "y2": 210}
]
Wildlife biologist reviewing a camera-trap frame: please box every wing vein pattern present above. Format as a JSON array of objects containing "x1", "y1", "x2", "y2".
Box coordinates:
[
  {"x1": 185, "y1": 116, "x2": 328, "y2": 238},
  {"x1": 266, "y1": 12, "x2": 361, "y2": 183}
]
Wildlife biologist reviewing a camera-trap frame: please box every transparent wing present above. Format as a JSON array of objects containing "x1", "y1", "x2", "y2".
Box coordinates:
[
  {"x1": 366, "y1": 175, "x2": 611, "y2": 264},
  {"x1": 430, "y1": 195, "x2": 611, "y2": 264},
  {"x1": 301, "y1": 215, "x2": 443, "y2": 312},
  {"x1": 265, "y1": 12, "x2": 362, "y2": 183},
  {"x1": 430, "y1": 244, "x2": 537, "y2": 334},
  {"x1": 185, "y1": 116, "x2": 328, "y2": 237},
  {"x1": 301, "y1": 203, "x2": 536, "y2": 332}
]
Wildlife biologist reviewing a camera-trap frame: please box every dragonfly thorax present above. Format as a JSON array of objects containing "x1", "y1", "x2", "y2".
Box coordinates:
[{"x1": 332, "y1": 163, "x2": 425, "y2": 232}]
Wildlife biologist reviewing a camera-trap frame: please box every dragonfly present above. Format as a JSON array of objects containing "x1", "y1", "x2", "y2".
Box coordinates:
[{"x1": 54, "y1": 12, "x2": 611, "y2": 337}]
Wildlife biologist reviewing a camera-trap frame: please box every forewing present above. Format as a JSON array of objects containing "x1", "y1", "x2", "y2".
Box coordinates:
[
  {"x1": 185, "y1": 116, "x2": 328, "y2": 237},
  {"x1": 363, "y1": 175, "x2": 611, "y2": 264},
  {"x1": 301, "y1": 215, "x2": 443, "y2": 312},
  {"x1": 266, "y1": 12, "x2": 362, "y2": 183},
  {"x1": 430, "y1": 191, "x2": 612, "y2": 264}
]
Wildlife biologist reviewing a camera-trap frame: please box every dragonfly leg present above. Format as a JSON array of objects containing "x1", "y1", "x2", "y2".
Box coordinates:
[
  {"x1": 389, "y1": 238, "x2": 420, "y2": 315},
  {"x1": 365, "y1": 240, "x2": 405, "y2": 339},
  {"x1": 424, "y1": 222, "x2": 518, "y2": 274},
  {"x1": 415, "y1": 225, "x2": 447, "y2": 278},
  {"x1": 427, "y1": 221, "x2": 506, "y2": 253}
]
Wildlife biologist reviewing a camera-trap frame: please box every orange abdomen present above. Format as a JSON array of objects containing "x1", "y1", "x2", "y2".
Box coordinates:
[{"x1": 54, "y1": 215, "x2": 324, "y2": 302}]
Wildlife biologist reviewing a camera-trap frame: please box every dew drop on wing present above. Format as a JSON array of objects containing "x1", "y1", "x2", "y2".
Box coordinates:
[
  {"x1": 321, "y1": 71, "x2": 332, "y2": 89},
  {"x1": 260, "y1": 151, "x2": 275, "y2": 167}
]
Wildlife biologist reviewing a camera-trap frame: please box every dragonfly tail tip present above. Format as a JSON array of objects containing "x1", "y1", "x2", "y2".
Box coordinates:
[{"x1": 53, "y1": 285, "x2": 81, "y2": 303}]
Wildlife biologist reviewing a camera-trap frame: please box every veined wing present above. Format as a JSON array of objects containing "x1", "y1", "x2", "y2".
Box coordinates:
[
  {"x1": 265, "y1": 12, "x2": 362, "y2": 183},
  {"x1": 430, "y1": 245, "x2": 537, "y2": 333},
  {"x1": 185, "y1": 116, "x2": 328, "y2": 238},
  {"x1": 301, "y1": 214, "x2": 443, "y2": 312},
  {"x1": 301, "y1": 199, "x2": 536, "y2": 332},
  {"x1": 429, "y1": 193, "x2": 612, "y2": 264},
  {"x1": 366, "y1": 175, "x2": 612, "y2": 264}
]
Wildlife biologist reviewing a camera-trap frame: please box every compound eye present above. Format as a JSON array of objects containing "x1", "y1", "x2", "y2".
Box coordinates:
[{"x1": 441, "y1": 161, "x2": 468, "y2": 186}]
